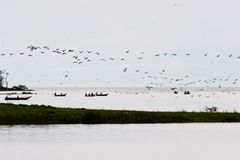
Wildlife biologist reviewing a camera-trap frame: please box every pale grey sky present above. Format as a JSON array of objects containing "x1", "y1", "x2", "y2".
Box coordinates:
[{"x1": 0, "y1": 0, "x2": 240, "y2": 87}]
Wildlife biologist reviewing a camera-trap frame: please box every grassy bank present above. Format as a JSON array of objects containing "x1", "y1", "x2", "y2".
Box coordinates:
[{"x1": 0, "y1": 103, "x2": 240, "y2": 125}]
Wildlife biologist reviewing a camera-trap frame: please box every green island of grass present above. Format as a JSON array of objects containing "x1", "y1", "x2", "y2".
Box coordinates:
[{"x1": 0, "y1": 103, "x2": 240, "y2": 125}]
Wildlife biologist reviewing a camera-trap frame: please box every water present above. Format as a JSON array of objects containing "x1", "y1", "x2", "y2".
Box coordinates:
[
  {"x1": 0, "y1": 123, "x2": 240, "y2": 160},
  {"x1": 1, "y1": 88, "x2": 240, "y2": 159},
  {"x1": 0, "y1": 87, "x2": 240, "y2": 112}
]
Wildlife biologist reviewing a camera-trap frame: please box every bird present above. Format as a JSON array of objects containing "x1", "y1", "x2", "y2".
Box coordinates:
[
  {"x1": 43, "y1": 46, "x2": 49, "y2": 50},
  {"x1": 123, "y1": 68, "x2": 127, "y2": 72},
  {"x1": 27, "y1": 45, "x2": 40, "y2": 51}
]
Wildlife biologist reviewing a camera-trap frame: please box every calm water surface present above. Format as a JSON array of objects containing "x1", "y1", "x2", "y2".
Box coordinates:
[
  {"x1": 1, "y1": 87, "x2": 240, "y2": 111},
  {"x1": 0, "y1": 123, "x2": 240, "y2": 160}
]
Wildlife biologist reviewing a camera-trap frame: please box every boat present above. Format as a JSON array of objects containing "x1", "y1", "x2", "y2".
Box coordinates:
[
  {"x1": 174, "y1": 90, "x2": 178, "y2": 94},
  {"x1": 54, "y1": 93, "x2": 67, "y2": 97},
  {"x1": 85, "y1": 93, "x2": 96, "y2": 97},
  {"x1": 184, "y1": 91, "x2": 190, "y2": 95},
  {"x1": 96, "y1": 92, "x2": 108, "y2": 96},
  {"x1": 5, "y1": 96, "x2": 32, "y2": 100},
  {"x1": 22, "y1": 91, "x2": 33, "y2": 95}
]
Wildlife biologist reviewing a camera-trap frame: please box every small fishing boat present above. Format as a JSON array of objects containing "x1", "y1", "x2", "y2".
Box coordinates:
[
  {"x1": 5, "y1": 96, "x2": 32, "y2": 100},
  {"x1": 85, "y1": 93, "x2": 96, "y2": 97},
  {"x1": 96, "y1": 92, "x2": 108, "y2": 96},
  {"x1": 184, "y1": 91, "x2": 190, "y2": 95},
  {"x1": 54, "y1": 93, "x2": 67, "y2": 97}
]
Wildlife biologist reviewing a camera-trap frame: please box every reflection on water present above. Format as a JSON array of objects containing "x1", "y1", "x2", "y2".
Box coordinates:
[
  {"x1": 0, "y1": 87, "x2": 240, "y2": 111},
  {"x1": 0, "y1": 124, "x2": 240, "y2": 160}
]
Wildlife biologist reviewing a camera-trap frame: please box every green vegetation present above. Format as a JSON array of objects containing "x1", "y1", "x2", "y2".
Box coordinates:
[
  {"x1": 0, "y1": 103, "x2": 240, "y2": 125},
  {"x1": 0, "y1": 85, "x2": 32, "y2": 91}
]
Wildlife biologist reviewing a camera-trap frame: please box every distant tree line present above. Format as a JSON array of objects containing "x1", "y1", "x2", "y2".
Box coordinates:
[{"x1": 11, "y1": 84, "x2": 29, "y2": 90}]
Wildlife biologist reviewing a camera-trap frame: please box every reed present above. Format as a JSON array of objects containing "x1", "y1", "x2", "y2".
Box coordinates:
[{"x1": 0, "y1": 103, "x2": 240, "y2": 125}]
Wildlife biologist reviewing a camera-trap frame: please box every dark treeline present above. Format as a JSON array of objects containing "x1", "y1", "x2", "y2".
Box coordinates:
[{"x1": 0, "y1": 103, "x2": 240, "y2": 125}]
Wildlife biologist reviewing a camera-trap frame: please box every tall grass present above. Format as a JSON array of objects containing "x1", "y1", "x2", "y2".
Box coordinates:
[{"x1": 0, "y1": 103, "x2": 240, "y2": 125}]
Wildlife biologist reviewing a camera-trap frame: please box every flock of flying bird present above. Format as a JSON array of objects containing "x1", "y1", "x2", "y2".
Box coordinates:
[{"x1": 0, "y1": 44, "x2": 240, "y2": 88}]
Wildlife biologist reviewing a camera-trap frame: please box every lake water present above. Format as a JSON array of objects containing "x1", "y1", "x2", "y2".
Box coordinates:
[
  {"x1": 0, "y1": 87, "x2": 240, "y2": 112},
  {"x1": 1, "y1": 88, "x2": 240, "y2": 160},
  {"x1": 0, "y1": 123, "x2": 240, "y2": 160}
]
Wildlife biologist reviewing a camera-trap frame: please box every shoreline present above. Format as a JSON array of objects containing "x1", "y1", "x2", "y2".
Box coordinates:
[{"x1": 0, "y1": 103, "x2": 240, "y2": 125}]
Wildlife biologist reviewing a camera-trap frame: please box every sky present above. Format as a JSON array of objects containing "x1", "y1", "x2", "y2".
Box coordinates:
[{"x1": 0, "y1": 0, "x2": 240, "y2": 87}]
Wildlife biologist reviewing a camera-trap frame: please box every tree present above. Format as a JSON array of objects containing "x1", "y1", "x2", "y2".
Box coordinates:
[
  {"x1": 5, "y1": 72, "x2": 9, "y2": 88},
  {"x1": 12, "y1": 84, "x2": 28, "y2": 91},
  {"x1": 0, "y1": 70, "x2": 4, "y2": 88},
  {"x1": 0, "y1": 70, "x2": 10, "y2": 88}
]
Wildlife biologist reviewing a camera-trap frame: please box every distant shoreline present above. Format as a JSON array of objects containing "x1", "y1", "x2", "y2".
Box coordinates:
[
  {"x1": 0, "y1": 103, "x2": 240, "y2": 125},
  {"x1": 0, "y1": 88, "x2": 33, "y2": 92}
]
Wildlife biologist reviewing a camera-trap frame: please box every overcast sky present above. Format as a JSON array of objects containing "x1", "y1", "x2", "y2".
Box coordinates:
[{"x1": 0, "y1": 0, "x2": 240, "y2": 87}]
